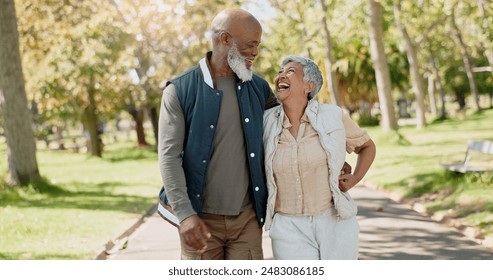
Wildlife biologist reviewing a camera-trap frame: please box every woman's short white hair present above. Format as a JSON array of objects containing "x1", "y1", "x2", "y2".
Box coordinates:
[{"x1": 280, "y1": 56, "x2": 323, "y2": 99}]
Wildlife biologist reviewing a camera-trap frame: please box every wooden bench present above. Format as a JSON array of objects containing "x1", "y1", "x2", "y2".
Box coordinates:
[{"x1": 440, "y1": 140, "x2": 493, "y2": 173}]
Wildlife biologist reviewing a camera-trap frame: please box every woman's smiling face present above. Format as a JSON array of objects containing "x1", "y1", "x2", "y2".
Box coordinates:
[{"x1": 274, "y1": 61, "x2": 309, "y2": 103}]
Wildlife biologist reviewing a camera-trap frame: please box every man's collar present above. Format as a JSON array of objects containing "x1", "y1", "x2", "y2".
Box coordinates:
[
  {"x1": 199, "y1": 52, "x2": 214, "y2": 88},
  {"x1": 199, "y1": 51, "x2": 242, "y2": 88}
]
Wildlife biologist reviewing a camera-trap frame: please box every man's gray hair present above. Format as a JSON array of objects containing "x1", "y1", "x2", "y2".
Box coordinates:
[{"x1": 281, "y1": 56, "x2": 323, "y2": 99}]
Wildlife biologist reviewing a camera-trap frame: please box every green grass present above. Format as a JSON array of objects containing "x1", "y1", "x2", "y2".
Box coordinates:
[
  {"x1": 0, "y1": 140, "x2": 161, "y2": 259},
  {"x1": 359, "y1": 108, "x2": 493, "y2": 239}
]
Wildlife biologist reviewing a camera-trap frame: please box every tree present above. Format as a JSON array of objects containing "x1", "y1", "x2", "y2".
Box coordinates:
[
  {"x1": 393, "y1": 0, "x2": 426, "y2": 128},
  {"x1": 16, "y1": 0, "x2": 133, "y2": 157},
  {"x1": 0, "y1": 0, "x2": 40, "y2": 186},
  {"x1": 319, "y1": 0, "x2": 341, "y2": 106},
  {"x1": 451, "y1": 7, "x2": 481, "y2": 111},
  {"x1": 111, "y1": 0, "x2": 235, "y2": 147},
  {"x1": 368, "y1": 0, "x2": 398, "y2": 132}
]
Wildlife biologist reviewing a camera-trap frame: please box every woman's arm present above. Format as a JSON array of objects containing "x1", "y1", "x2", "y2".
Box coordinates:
[{"x1": 339, "y1": 139, "x2": 376, "y2": 192}]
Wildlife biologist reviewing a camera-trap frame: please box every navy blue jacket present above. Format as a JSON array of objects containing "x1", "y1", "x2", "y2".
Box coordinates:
[{"x1": 159, "y1": 55, "x2": 273, "y2": 226}]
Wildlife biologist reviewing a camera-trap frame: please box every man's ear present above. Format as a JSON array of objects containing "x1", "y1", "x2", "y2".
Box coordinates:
[{"x1": 219, "y1": 31, "x2": 231, "y2": 45}]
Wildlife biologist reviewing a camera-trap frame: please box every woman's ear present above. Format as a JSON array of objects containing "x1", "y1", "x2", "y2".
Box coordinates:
[{"x1": 305, "y1": 81, "x2": 315, "y2": 96}]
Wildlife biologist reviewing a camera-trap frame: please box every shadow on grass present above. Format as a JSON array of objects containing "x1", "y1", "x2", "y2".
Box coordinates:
[
  {"x1": 103, "y1": 145, "x2": 157, "y2": 163},
  {"x1": 32, "y1": 177, "x2": 70, "y2": 195},
  {"x1": 386, "y1": 170, "x2": 493, "y2": 219},
  {"x1": 387, "y1": 171, "x2": 466, "y2": 198},
  {"x1": 413, "y1": 139, "x2": 462, "y2": 147},
  {"x1": 0, "y1": 178, "x2": 155, "y2": 214},
  {"x1": 376, "y1": 130, "x2": 412, "y2": 146}
]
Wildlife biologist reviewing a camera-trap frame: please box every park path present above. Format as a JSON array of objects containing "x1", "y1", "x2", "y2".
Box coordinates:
[{"x1": 105, "y1": 185, "x2": 493, "y2": 260}]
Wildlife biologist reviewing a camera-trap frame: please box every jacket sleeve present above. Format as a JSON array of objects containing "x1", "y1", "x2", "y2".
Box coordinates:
[{"x1": 158, "y1": 84, "x2": 196, "y2": 222}]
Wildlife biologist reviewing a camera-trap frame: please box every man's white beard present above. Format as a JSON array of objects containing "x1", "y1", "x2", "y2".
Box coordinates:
[{"x1": 227, "y1": 43, "x2": 253, "y2": 81}]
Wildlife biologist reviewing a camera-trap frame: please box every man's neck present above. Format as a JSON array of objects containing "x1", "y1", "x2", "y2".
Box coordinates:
[{"x1": 209, "y1": 53, "x2": 234, "y2": 77}]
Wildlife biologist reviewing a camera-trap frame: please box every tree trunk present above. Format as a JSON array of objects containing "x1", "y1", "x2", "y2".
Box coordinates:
[
  {"x1": 393, "y1": 2, "x2": 426, "y2": 128},
  {"x1": 148, "y1": 106, "x2": 159, "y2": 147},
  {"x1": 486, "y1": 49, "x2": 493, "y2": 77},
  {"x1": 129, "y1": 108, "x2": 148, "y2": 146},
  {"x1": 427, "y1": 74, "x2": 437, "y2": 118},
  {"x1": 489, "y1": 92, "x2": 493, "y2": 109},
  {"x1": 82, "y1": 73, "x2": 102, "y2": 157},
  {"x1": 454, "y1": 90, "x2": 466, "y2": 111},
  {"x1": 430, "y1": 55, "x2": 447, "y2": 118},
  {"x1": 320, "y1": 0, "x2": 341, "y2": 106},
  {"x1": 478, "y1": 0, "x2": 493, "y2": 108},
  {"x1": 452, "y1": 15, "x2": 481, "y2": 111},
  {"x1": 368, "y1": 0, "x2": 398, "y2": 132},
  {"x1": 0, "y1": 0, "x2": 40, "y2": 186}
]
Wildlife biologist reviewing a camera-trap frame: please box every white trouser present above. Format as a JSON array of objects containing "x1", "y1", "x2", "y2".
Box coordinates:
[{"x1": 269, "y1": 207, "x2": 359, "y2": 260}]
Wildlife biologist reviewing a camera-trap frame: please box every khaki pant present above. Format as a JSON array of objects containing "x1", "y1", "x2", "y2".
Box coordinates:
[{"x1": 180, "y1": 208, "x2": 263, "y2": 260}]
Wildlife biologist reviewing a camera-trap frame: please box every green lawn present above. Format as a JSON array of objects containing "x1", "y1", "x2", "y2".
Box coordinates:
[
  {"x1": 358, "y1": 108, "x2": 493, "y2": 240},
  {"x1": 0, "y1": 141, "x2": 161, "y2": 259}
]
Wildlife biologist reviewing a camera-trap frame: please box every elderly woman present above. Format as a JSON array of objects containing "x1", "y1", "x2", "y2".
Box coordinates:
[{"x1": 263, "y1": 56, "x2": 376, "y2": 260}]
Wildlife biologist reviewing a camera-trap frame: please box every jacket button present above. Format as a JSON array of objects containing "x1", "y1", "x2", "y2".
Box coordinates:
[
  {"x1": 238, "y1": 85, "x2": 241, "y2": 90},
  {"x1": 250, "y1": 153, "x2": 255, "y2": 157},
  {"x1": 255, "y1": 186, "x2": 259, "y2": 191},
  {"x1": 196, "y1": 194, "x2": 201, "y2": 198},
  {"x1": 260, "y1": 218, "x2": 264, "y2": 223},
  {"x1": 202, "y1": 160, "x2": 206, "y2": 163},
  {"x1": 245, "y1": 118, "x2": 250, "y2": 123},
  {"x1": 210, "y1": 125, "x2": 214, "y2": 129}
]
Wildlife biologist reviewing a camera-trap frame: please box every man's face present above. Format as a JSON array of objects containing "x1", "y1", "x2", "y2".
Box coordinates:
[
  {"x1": 226, "y1": 27, "x2": 261, "y2": 81},
  {"x1": 228, "y1": 42, "x2": 253, "y2": 81}
]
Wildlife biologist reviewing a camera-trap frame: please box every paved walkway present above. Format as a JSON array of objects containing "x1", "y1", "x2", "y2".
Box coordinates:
[{"x1": 107, "y1": 185, "x2": 493, "y2": 260}]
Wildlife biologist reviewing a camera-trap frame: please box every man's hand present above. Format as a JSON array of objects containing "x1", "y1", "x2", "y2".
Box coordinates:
[{"x1": 179, "y1": 215, "x2": 211, "y2": 252}]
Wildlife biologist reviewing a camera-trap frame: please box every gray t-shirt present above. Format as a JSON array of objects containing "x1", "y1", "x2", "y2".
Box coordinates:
[{"x1": 202, "y1": 76, "x2": 251, "y2": 215}]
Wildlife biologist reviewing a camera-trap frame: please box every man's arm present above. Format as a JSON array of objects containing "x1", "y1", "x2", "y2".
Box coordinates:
[
  {"x1": 158, "y1": 84, "x2": 195, "y2": 222},
  {"x1": 158, "y1": 84, "x2": 210, "y2": 251},
  {"x1": 265, "y1": 88, "x2": 280, "y2": 110}
]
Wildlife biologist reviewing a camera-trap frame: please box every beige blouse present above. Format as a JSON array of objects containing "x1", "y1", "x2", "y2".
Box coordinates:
[{"x1": 273, "y1": 112, "x2": 370, "y2": 216}]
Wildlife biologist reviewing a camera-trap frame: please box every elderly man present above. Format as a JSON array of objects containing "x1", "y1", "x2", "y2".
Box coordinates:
[{"x1": 158, "y1": 8, "x2": 277, "y2": 260}]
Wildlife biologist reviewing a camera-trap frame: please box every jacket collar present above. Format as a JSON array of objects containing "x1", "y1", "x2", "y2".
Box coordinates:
[
  {"x1": 199, "y1": 51, "x2": 243, "y2": 89},
  {"x1": 275, "y1": 99, "x2": 319, "y2": 119},
  {"x1": 307, "y1": 99, "x2": 319, "y2": 114},
  {"x1": 199, "y1": 52, "x2": 214, "y2": 88}
]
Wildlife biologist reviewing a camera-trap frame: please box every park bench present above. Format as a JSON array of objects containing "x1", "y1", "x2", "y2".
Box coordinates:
[{"x1": 440, "y1": 140, "x2": 493, "y2": 173}]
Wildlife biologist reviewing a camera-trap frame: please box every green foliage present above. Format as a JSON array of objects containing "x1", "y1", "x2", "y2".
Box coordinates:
[{"x1": 357, "y1": 114, "x2": 380, "y2": 127}]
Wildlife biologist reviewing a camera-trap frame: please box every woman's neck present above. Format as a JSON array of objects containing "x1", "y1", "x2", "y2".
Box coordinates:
[{"x1": 284, "y1": 99, "x2": 308, "y2": 125}]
